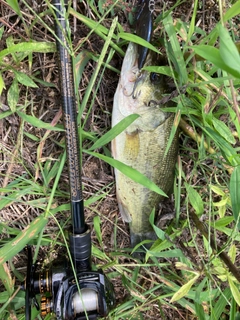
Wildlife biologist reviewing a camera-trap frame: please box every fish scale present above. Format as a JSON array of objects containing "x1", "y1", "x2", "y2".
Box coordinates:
[{"x1": 112, "y1": 42, "x2": 178, "y2": 248}]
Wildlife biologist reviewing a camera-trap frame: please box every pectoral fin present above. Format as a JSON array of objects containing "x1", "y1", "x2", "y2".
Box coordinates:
[{"x1": 124, "y1": 130, "x2": 140, "y2": 160}]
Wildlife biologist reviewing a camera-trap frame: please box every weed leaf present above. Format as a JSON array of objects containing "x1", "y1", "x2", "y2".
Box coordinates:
[
  {"x1": 212, "y1": 117, "x2": 235, "y2": 144},
  {"x1": 15, "y1": 71, "x2": 38, "y2": 88},
  {"x1": 7, "y1": 78, "x2": 19, "y2": 112},
  {"x1": 230, "y1": 166, "x2": 240, "y2": 228},
  {"x1": 228, "y1": 244, "x2": 236, "y2": 264},
  {"x1": 228, "y1": 276, "x2": 240, "y2": 307},
  {"x1": 185, "y1": 184, "x2": 204, "y2": 215},
  {"x1": 187, "y1": 0, "x2": 198, "y2": 43},
  {"x1": 92, "y1": 246, "x2": 110, "y2": 261},
  {"x1": 79, "y1": 17, "x2": 118, "y2": 116},
  {"x1": 69, "y1": 10, "x2": 109, "y2": 36},
  {"x1": 170, "y1": 275, "x2": 199, "y2": 303},
  {"x1": 149, "y1": 209, "x2": 167, "y2": 241},
  {"x1": 213, "y1": 216, "x2": 234, "y2": 228},
  {"x1": 0, "y1": 73, "x2": 5, "y2": 95}
]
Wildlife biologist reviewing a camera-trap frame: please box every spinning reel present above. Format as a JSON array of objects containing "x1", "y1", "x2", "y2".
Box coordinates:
[{"x1": 21, "y1": 0, "x2": 115, "y2": 318}]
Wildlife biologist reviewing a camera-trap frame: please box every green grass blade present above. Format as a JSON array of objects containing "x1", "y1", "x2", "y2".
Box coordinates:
[
  {"x1": 17, "y1": 111, "x2": 64, "y2": 131},
  {"x1": 0, "y1": 42, "x2": 55, "y2": 61},
  {"x1": 0, "y1": 264, "x2": 14, "y2": 296},
  {"x1": 0, "y1": 72, "x2": 5, "y2": 95},
  {"x1": 93, "y1": 216, "x2": 103, "y2": 247},
  {"x1": 194, "y1": 278, "x2": 207, "y2": 320},
  {"x1": 69, "y1": 8, "x2": 123, "y2": 56},
  {"x1": 187, "y1": 0, "x2": 198, "y2": 43},
  {"x1": 89, "y1": 114, "x2": 139, "y2": 151},
  {"x1": 163, "y1": 14, "x2": 188, "y2": 84},
  {"x1": 148, "y1": 249, "x2": 185, "y2": 259},
  {"x1": 7, "y1": 78, "x2": 19, "y2": 112},
  {"x1": 192, "y1": 117, "x2": 239, "y2": 166},
  {"x1": 230, "y1": 166, "x2": 240, "y2": 229},
  {"x1": 212, "y1": 287, "x2": 231, "y2": 320},
  {"x1": 191, "y1": 45, "x2": 240, "y2": 78},
  {"x1": 194, "y1": 301, "x2": 206, "y2": 320},
  {"x1": 170, "y1": 275, "x2": 200, "y2": 303},
  {"x1": 69, "y1": 9, "x2": 111, "y2": 36},
  {"x1": 143, "y1": 65, "x2": 174, "y2": 77},
  {"x1": 14, "y1": 70, "x2": 38, "y2": 88},
  {"x1": 118, "y1": 32, "x2": 159, "y2": 54},
  {"x1": 79, "y1": 16, "x2": 118, "y2": 116},
  {"x1": 204, "y1": 127, "x2": 239, "y2": 166},
  {"x1": 228, "y1": 276, "x2": 240, "y2": 307},
  {"x1": 212, "y1": 117, "x2": 236, "y2": 144},
  {"x1": 223, "y1": 1, "x2": 240, "y2": 21},
  {"x1": 185, "y1": 184, "x2": 204, "y2": 216},
  {"x1": 85, "y1": 151, "x2": 167, "y2": 197},
  {"x1": 73, "y1": 50, "x2": 92, "y2": 90},
  {"x1": 0, "y1": 215, "x2": 48, "y2": 264},
  {"x1": 218, "y1": 25, "x2": 240, "y2": 74},
  {"x1": 6, "y1": 0, "x2": 21, "y2": 15}
]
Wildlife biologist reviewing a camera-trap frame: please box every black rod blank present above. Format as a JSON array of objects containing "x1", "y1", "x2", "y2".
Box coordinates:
[{"x1": 53, "y1": 0, "x2": 85, "y2": 234}]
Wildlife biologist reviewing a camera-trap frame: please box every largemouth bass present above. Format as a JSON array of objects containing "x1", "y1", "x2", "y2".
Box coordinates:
[{"x1": 112, "y1": 42, "x2": 178, "y2": 248}]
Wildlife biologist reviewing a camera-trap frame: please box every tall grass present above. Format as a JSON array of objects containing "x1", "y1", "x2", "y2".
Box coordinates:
[{"x1": 0, "y1": 0, "x2": 240, "y2": 319}]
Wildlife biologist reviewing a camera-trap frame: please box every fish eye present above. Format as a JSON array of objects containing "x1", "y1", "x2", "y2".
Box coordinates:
[{"x1": 150, "y1": 72, "x2": 160, "y2": 83}]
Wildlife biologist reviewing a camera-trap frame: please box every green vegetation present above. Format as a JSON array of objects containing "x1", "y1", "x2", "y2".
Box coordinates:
[{"x1": 0, "y1": 0, "x2": 240, "y2": 319}]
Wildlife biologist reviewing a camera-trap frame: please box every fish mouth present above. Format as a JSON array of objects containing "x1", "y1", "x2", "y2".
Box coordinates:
[
  {"x1": 121, "y1": 42, "x2": 139, "y2": 78},
  {"x1": 120, "y1": 42, "x2": 141, "y2": 99},
  {"x1": 132, "y1": 72, "x2": 144, "y2": 100}
]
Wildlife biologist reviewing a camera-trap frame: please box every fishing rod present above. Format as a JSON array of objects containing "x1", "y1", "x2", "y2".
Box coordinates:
[{"x1": 21, "y1": 1, "x2": 115, "y2": 319}]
